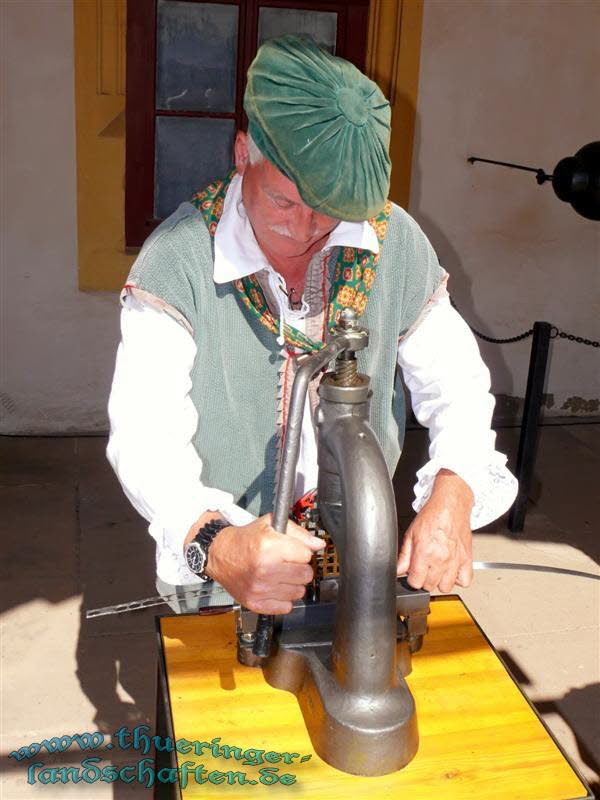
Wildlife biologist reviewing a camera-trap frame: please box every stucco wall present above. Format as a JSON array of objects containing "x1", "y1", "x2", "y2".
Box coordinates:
[
  {"x1": 1, "y1": 0, "x2": 598, "y2": 434},
  {"x1": 1, "y1": 0, "x2": 119, "y2": 434},
  {"x1": 410, "y1": 0, "x2": 599, "y2": 417}
]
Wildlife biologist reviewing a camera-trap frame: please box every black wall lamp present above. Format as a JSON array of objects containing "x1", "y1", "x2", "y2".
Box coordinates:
[{"x1": 468, "y1": 141, "x2": 600, "y2": 221}]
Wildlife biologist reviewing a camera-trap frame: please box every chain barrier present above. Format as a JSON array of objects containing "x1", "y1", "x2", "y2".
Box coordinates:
[
  {"x1": 449, "y1": 296, "x2": 533, "y2": 343},
  {"x1": 550, "y1": 326, "x2": 600, "y2": 348},
  {"x1": 449, "y1": 296, "x2": 599, "y2": 348}
]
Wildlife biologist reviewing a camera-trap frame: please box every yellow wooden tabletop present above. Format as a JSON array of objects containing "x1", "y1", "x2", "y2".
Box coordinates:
[{"x1": 158, "y1": 596, "x2": 591, "y2": 799}]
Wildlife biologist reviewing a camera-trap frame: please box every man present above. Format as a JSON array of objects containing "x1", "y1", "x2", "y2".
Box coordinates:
[{"x1": 108, "y1": 36, "x2": 517, "y2": 615}]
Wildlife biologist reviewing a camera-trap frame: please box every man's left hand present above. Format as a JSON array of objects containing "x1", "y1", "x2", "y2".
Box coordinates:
[{"x1": 397, "y1": 469, "x2": 474, "y2": 593}]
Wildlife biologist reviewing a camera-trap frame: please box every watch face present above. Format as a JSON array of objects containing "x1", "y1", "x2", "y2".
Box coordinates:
[{"x1": 185, "y1": 542, "x2": 207, "y2": 575}]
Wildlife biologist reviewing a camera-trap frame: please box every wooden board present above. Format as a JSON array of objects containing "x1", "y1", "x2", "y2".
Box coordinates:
[{"x1": 157, "y1": 596, "x2": 591, "y2": 799}]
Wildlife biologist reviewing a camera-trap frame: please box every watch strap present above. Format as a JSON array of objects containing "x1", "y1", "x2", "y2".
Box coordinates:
[{"x1": 187, "y1": 518, "x2": 230, "y2": 580}]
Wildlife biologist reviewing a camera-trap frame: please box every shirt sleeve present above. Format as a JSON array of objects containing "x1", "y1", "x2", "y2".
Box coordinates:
[
  {"x1": 106, "y1": 296, "x2": 255, "y2": 583},
  {"x1": 396, "y1": 291, "x2": 518, "y2": 529}
]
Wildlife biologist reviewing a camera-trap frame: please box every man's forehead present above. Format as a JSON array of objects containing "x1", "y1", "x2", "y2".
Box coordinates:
[
  {"x1": 264, "y1": 175, "x2": 302, "y2": 203},
  {"x1": 258, "y1": 159, "x2": 309, "y2": 205},
  {"x1": 248, "y1": 147, "x2": 341, "y2": 223}
]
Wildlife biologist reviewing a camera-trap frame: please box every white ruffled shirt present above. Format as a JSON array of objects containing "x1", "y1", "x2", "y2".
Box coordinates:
[{"x1": 107, "y1": 175, "x2": 517, "y2": 585}]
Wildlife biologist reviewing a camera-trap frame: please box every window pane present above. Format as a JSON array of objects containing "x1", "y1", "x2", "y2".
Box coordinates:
[
  {"x1": 156, "y1": 1, "x2": 238, "y2": 112},
  {"x1": 257, "y1": 8, "x2": 337, "y2": 53},
  {"x1": 154, "y1": 116, "x2": 235, "y2": 218}
]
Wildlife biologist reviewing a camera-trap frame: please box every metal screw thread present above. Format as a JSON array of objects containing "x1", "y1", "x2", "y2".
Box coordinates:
[{"x1": 335, "y1": 357, "x2": 361, "y2": 386}]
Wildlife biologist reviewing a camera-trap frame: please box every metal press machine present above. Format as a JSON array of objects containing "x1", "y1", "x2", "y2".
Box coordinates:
[{"x1": 235, "y1": 309, "x2": 430, "y2": 777}]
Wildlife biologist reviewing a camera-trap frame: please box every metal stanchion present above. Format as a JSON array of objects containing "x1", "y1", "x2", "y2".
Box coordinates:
[{"x1": 508, "y1": 321, "x2": 553, "y2": 533}]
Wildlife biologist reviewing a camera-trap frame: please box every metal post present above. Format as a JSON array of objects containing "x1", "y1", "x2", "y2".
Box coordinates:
[{"x1": 508, "y1": 321, "x2": 552, "y2": 533}]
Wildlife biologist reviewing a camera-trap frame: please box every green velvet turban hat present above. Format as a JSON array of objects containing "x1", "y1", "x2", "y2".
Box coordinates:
[{"x1": 244, "y1": 35, "x2": 391, "y2": 222}]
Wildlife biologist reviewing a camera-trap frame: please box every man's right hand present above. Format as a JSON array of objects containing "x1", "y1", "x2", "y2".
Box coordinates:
[{"x1": 204, "y1": 514, "x2": 325, "y2": 614}]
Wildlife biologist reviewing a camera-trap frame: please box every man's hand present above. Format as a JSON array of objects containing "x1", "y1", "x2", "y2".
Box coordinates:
[
  {"x1": 199, "y1": 514, "x2": 324, "y2": 614},
  {"x1": 397, "y1": 469, "x2": 474, "y2": 593}
]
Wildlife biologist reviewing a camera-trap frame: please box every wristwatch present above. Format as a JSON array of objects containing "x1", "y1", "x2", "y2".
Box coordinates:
[{"x1": 184, "y1": 518, "x2": 229, "y2": 581}]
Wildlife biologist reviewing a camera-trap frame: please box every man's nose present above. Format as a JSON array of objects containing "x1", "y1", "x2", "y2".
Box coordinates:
[{"x1": 290, "y1": 206, "x2": 317, "y2": 241}]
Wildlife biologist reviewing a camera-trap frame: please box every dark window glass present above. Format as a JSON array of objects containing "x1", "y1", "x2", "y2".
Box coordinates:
[
  {"x1": 154, "y1": 116, "x2": 235, "y2": 217},
  {"x1": 257, "y1": 8, "x2": 337, "y2": 53},
  {"x1": 156, "y1": 0, "x2": 239, "y2": 112}
]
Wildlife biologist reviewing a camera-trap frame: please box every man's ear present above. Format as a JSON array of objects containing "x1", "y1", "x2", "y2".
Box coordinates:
[{"x1": 234, "y1": 131, "x2": 250, "y2": 176}]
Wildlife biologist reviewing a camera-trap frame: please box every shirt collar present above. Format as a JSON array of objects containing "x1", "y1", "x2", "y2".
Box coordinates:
[{"x1": 213, "y1": 173, "x2": 379, "y2": 284}]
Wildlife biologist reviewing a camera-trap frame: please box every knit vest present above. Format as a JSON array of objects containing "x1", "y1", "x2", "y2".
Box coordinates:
[{"x1": 124, "y1": 199, "x2": 446, "y2": 517}]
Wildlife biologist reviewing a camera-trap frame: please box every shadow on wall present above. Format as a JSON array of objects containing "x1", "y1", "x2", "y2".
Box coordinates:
[{"x1": 408, "y1": 111, "x2": 516, "y2": 400}]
